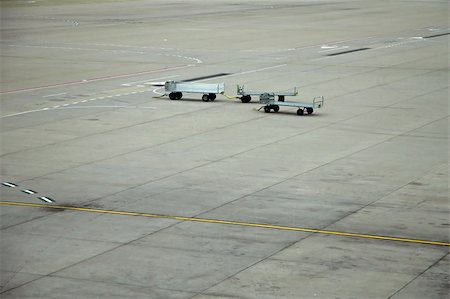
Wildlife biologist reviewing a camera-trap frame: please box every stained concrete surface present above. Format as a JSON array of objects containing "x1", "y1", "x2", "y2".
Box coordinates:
[{"x1": 0, "y1": 0, "x2": 449, "y2": 298}]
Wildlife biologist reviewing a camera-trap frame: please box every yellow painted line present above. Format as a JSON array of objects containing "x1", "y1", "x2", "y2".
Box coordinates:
[{"x1": 1, "y1": 201, "x2": 449, "y2": 247}]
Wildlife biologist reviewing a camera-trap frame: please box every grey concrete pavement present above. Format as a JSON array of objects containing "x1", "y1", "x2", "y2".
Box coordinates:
[{"x1": 1, "y1": 0, "x2": 448, "y2": 298}]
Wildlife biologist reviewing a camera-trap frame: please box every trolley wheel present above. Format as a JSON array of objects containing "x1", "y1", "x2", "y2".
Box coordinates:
[
  {"x1": 202, "y1": 94, "x2": 210, "y2": 102},
  {"x1": 306, "y1": 107, "x2": 313, "y2": 115},
  {"x1": 209, "y1": 93, "x2": 216, "y2": 101},
  {"x1": 169, "y1": 92, "x2": 176, "y2": 100},
  {"x1": 241, "y1": 95, "x2": 251, "y2": 103},
  {"x1": 297, "y1": 108, "x2": 304, "y2": 116},
  {"x1": 176, "y1": 92, "x2": 183, "y2": 100},
  {"x1": 264, "y1": 106, "x2": 271, "y2": 113},
  {"x1": 272, "y1": 105, "x2": 280, "y2": 113}
]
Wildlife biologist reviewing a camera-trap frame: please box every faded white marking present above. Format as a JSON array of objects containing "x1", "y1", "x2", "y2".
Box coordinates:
[
  {"x1": 376, "y1": 38, "x2": 423, "y2": 49},
  {"x1": 1, "y1": 90, "x2": 154, "y2": 118},
  {"x1": 213, "y1": 64, "x2": 287, "y2": 78},
  {"x1": 319, "y1": 46, "x2": 349, "y2": 53},
  {"x1": 54, "y1": 105, "x2": 156, "y2": 110},
  {"x1": 42, "y1": 92, "x2": 66, "y2": 98},
  {"x1": 0, "y1": 108, "x2": 45, "y2": 118},
  {"x1": 7, "y1": 44, "x2": 145, "y2": 54},
  {"x1": 4, "y1": 65, "x2": 194, "y2": 95},
  {"x1": 158, "y1": 53, "x2": 202, "y2": 64},
  {"x1": 321, "y1": 45, "x2": 339, "y2": 49}
]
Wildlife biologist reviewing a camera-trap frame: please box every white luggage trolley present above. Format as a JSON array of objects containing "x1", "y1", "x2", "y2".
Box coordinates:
[
  {"x1": 164, "y1": 81, "x2": 225, "y2": 102},
  {"x1": 236, "y1": 85, "x2": 324, "y2": 115},
  {"x1": 259, "y1": 93, "x2": 324, "y2": 115}
]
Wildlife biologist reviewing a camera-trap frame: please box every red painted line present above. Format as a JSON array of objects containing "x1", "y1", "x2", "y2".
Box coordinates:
[{"x1": 0, "y1": 64, "x2": 191, "y2": 95}]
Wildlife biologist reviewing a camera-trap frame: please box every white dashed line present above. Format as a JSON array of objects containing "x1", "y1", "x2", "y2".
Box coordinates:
[
  {"x1": 2, "y1": 182, "x2": 56, "y2": 203},
  {"x1": 39, "y1": 196, "x2": 55, "y2": 203},
  {"x1": 2, "y1": 182, "x2": 17, "y2": 188},
  {"x1": 22, "y1": 189, "x2": 37, "y2": 195}
]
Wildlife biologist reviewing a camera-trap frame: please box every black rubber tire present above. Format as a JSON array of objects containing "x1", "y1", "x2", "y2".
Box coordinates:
[
  {"x1": 241, "y1": 95, "x2": 251, "y2": 103},
  {"x1": 273, "y1": 105, "x2": 280, "y2": 113},
  {"x1": 306, "y1": 107, "x2": 313, "y2": 115},
  {"x1": 176, "y1": 92, "x2": 183, "y2": 100},
  {"x1": 202, "y1": 94, "x2": 209, "y2": 102},
  {"x1": 297, "y1": 108, "x2": 304, "y2": 116},
  {"x1": 169, "y1": 92, "x2": 176, "y2": 100},
  {"x1": 209, "y1": 93, "x2": 216, "y2": 101},
  {"x1": 264, "y1": 106, "x2": 271, "y2": 113}
]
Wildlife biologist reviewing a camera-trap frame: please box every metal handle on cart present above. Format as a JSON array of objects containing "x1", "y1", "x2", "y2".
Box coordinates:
[{"x1": 313, "y1": 96, "x2": 324, "y2": 108}]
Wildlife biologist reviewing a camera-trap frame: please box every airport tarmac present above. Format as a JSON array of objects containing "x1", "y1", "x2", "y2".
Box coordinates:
[{"x1": 0, "y1": 0, "x2": 449, "y2": 298}]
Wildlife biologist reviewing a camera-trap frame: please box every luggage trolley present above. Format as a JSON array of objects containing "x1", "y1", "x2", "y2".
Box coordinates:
[
  {"x1": 164, "y1": 81, "x2": 225, "y2": 102},
  {"x1": 259, "y1": 93, "x2": 324, "y2": 115},
  {"x1": 236, "y1": 85, "x2": 324, "y2": 115}
]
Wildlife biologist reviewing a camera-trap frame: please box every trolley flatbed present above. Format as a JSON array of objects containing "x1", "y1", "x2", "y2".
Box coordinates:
[
  {"x1": 237, "y1": 85, "x2": 324, "y2": 115},
  {"x1": 163, "y1": 81, "x2": 225, "y2": 102},
  {"x1": 236, "y1": 85, "x2": 297, "y2": 103},
  {"x1": 259, "y1": 95, "x2": 324, "y2": 115}
]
